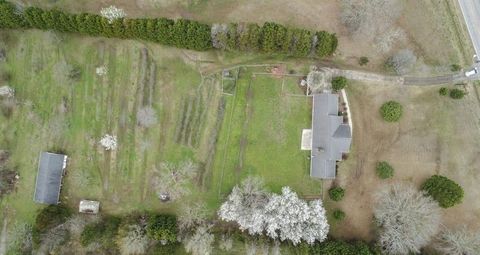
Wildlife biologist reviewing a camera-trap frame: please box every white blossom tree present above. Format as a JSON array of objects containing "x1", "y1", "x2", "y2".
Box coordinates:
[
  {"x1": 151, "y1": 160, "x2": 198, "y2": 201},
  {"x1": 100, "y1": 6, "x2": 126, "y2": 24},
  {"x1": 374, "y1": 183, "x2": 441, "y2": 255},
  {"x1": 183, "y1": 225, "x2": 215, "y2": 255},
  {"x1": 218, "y1": 176, "x2": 270, "y2": 235},
  {"x1": 218, "y1": 179, "x2": 329, "y2": 245},
  {"x1": 211, "y1": 23, "x2": 228, "y2": 49},
  {"x1": 0, "y1": 85, "x2": 14, "y2": 98},
  {"x1": 263, "y1": 187, "x2": 329, "y2": 245},
  {"x1": 137, "y1": 106, "x2": 158, "y2": 128},
  {"x1": 99, "y1": 134, "x2": 117, "y2": 150},
  {"x1": 434, "y1": 226, "x2": 480, "y2": 255},
  {"x1": 96, "y1": 66, "x2": 108, "y2": 76}
]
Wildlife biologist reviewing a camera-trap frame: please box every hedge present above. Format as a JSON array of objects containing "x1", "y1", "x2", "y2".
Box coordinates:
[
  {"x1": 0, "y1": 1, "x2": 337, "y2": 56},
  {"x1": 310, "y1": 240, "x2": 377, "y2": 255},
  {"x1": 146, "y1": 214, "x2": 178, "y2": 242},
  {"x1": 422, "y1": 175, "x2": 464, "y2": 208}
]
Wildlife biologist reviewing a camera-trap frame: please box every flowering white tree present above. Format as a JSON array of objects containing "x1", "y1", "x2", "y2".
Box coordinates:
[
  {"x1": 218, "y1": 179, "x2": 329, "y2": 245},
  {"x1": 218, "y1": 177, "x2": 270, "y2": 235},
  {"x1": 100, "y1": 6, "x2": 126, "y2": 24},
  {"x1": 95, "y1": 66, "x2": 108, "y2": 76},
  {"x1": 183, "y1": 225, "x2": 215, "y2": 255},
  {"x1": 99, "y1": 134, "x2": 117, "y2": 150},
  {"x1": 434, "y1": 226, "x2": 480, "y2": 255},
  {"x1": 374, "y1": 183, "x2": 441, "y2": 255},
  {"x1": 0, "y1": 85, "x2": 14, "y2": 98},
  {"x1": 263, "y1": 187, "x2": 329, "y2": 245}
]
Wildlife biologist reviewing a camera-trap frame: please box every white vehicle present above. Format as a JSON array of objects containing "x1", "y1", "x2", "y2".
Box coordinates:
[{"x1": 465, "y1": 67, "x2": 478, "y2": 77}]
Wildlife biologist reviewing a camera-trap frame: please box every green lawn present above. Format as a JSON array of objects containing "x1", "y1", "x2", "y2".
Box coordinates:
[{"x1": 207, "y1": 67, "x2": 322, "y2": 207}]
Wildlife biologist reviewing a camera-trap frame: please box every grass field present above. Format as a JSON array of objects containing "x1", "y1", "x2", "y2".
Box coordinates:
[
  {"x1": 0, "y1": 31, "x2": 225, "y2": 224},
  {"x1": 0, "y1": 31, "x2": 322, "y2": 229}
]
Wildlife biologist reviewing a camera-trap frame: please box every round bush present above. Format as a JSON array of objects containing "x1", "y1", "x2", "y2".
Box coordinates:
[
  {"x1": 332, "y1": 76, "x2": 347, "y2": 91},
  {"x1": 329, "y1": 187, "x2": 345, "y2": 201},
  {"x1": 376, "y1": 161, "x2": 394, "y2": 179},
  {"x1": 439, "y1": 87, "x2": 448, "y2": 96},
  {"x1": 449, "y1": 88, "x2": 465, "y2": 99},
  {"x1": 380, "y1": 101, "x2": 403, "y2": 122},
  {"x1": 333, "y1": 209, "x2": 346, "y2": 221},
  {"x1": 422, "y1": 175, "x2": 464, "y2": 208}
]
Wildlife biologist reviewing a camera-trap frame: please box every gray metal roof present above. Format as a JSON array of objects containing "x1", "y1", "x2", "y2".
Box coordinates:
[
  {"x1": 34, "y1": 152, "x2": 67, "y2": 204},
  {"x1": 310, "y1": 93, "x2": 352, "y2": 179}
]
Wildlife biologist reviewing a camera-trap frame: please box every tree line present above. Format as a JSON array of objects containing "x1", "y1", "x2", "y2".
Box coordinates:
[{"x1": 0, "y1": 1, "x2": 337, "y2": 56}]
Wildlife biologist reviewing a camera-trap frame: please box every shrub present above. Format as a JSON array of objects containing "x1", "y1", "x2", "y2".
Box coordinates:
[
  {"x1": 146, "y1": 214, "x2": 178, "y2": 242},
  {"x1": 331, "y1": 76, "x2": 347, "y2": 91},
  {"x1": 376, "y1": 161, "x2": 394, "y2": 179},
  {"x1": 33, "y1": 205, "x2": 71, "y2": 245},
  {"x1": 80, "y1": 216, "x2": 121, "y2": 248},
  {"x1": 450, "y1": 64, "x2": 461, "y2": 72},
  {"x1": 310, "y1": 239, "x2": 375, "y2": 255},
  {"x1": 328, "y1": 187, "x2": 345, "y2": 201},
  {"x1": 359, "y1": 56, "x2": 369, "y2": 66},
  {"x1": 332, "y1": 210, "x2": 345, "y2": 221},
  {"x1": 379, "y1": 101, "x2": 403, "y2": 122},
  {"x1": 449, "y1": 88, "x2": 465, "y2": 99},
  {"x1": 439, "y1": 87, "x2": 448, "y2": 96},
  {"x1": 422, "y1": 175, "x2": 464, "y2": 208}
]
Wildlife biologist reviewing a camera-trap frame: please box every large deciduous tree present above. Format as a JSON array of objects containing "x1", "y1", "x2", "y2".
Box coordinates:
[
  {"x1": 374, "y1": 183, "x2": 441, "y2": 255},
  {"x1": 218, "y1": 176, "x2": 269, "y2": 235},
  {"x1": 434, "y1": 226, "x2": 480, "y2": 255},
  {"x1": 263, "y1": 187, "x2": 329, "y2": 245},
  {"x1": 218, "y1": 178, "x2": 329, "y2": 245}
]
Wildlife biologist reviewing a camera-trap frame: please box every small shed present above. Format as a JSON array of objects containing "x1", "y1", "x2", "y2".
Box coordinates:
[
  {"x1": 33, "y1": 152, "x2": 67, "y2": 204},
  {"x1": 79, "y1": 200, "x2": 100, "y2": 214}
]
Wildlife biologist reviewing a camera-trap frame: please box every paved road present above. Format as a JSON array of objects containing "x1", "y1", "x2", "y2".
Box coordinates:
[{"x1": 458, "y1": 0, "x2": 480, "y2": 56}]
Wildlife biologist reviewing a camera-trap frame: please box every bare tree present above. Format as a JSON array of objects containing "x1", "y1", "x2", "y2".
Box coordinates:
[
  {"x1": 137, "y1": 106, "x2": 158, "y2": 128},
  {"x1": 434, "y1": 226, "x2": 480, "y2": 255},
  {"x1": 341, "y1": 0, "x2": 404, "y2": 52},
  {"x1": 151, "y1": 160, "x2": 198, "y2": 201},
  {"x1": 374, "y1": 183, "x2": 441, "y2": 255},
  {"x1": 178, "y1": 202, "x2": 208, "y2": 233},
  {"x1": 386, "y1": 49, "x2": 417, "y2": 75},
  {"x1": 183, "y1": 225, "x2": 215, "y2": 255},
  {"x1": 211, "y1": 23, "x2": 228, "y2": 49},
  {"x1": 218, "y1": 235, "x2": 233, "y2": 252},
  {"x1": 218, "y1": 176, "x2": 270, "y2": 235},
  {"x1": 117, "y1": 224, "x2": 150, "y2": 255}
]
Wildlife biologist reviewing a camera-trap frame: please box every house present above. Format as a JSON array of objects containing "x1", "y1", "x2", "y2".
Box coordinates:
[
  {"x1": 79, "y1": 200, "x2": 100, "y2": 214},
  {"x1": 309, "y1": 93, "x2": 352, "y2": 179},
  {"x1": 33, "y1": 152, "x2": 67, "y2": 204}
]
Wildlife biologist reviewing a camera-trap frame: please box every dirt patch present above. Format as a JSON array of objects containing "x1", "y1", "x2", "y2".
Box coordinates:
[{"x1": 331, "y1": 82, "x2": 480, "y2": 241}]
